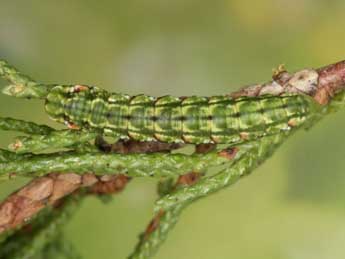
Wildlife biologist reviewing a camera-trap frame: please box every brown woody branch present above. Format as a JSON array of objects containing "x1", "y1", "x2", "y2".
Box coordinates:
[
  {"x1": 0, "y1": 173, "x2": 130, "y2": 234},
  {"x1": 231, "y1": 60, "x2": 345, "y2": 105}
]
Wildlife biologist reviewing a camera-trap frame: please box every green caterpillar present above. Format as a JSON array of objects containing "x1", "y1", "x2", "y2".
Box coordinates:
[{"x1": 44, "y1": 85, "x2": 320, "y2": 144}]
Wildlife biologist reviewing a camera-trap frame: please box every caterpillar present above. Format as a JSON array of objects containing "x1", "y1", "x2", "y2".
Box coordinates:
[{"x1": 44, "y1": 85, "x2": 320, "y2": 144}]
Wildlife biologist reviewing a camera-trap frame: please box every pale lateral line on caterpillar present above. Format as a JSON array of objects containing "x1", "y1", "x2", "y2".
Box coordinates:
[{"x1": 44, "y1": 84, "x2": 322, "y2": 144}]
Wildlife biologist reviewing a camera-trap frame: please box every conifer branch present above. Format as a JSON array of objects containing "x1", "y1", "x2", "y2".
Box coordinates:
[{"x1": 1, "y1": 59, "x2": 345, "y2": 258}]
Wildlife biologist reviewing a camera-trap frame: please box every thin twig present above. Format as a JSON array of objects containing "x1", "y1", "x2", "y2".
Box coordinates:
[
  {"x1": 129, "y1": 134, "x2": 286, "y2": 258},
  {"x1": 0, "y1": 60, "x2": 51, "y2": 99},
  {"x1": 8, "y1": 129, "x2": 100, "y2": 154},
  {"x1": 0, "y1": 149, "x2": 237, "y2": 178},
  {"x1": 0, "y1": 117, "x2": 53, "y2": 135}
]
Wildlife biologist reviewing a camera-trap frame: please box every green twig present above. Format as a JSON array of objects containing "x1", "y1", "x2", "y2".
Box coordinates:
[
  {"x1": 128, "y1": 205, "x2": 183, "y2": 259},
  {"x1": 157, "y1": 177, "x2": 176, "y2": 197},
  {"x1": 0, "y1": 117, "x2": 101, "y2": 154},
  {"x1": 41, "y1": 235, "x2": 82, "y2": 259},
  {"x1": 0, "y1": 60, "x2": 51, "y2": 99},
  {"x1": 129, "y1": 134, "x2": 286, "y2": 258},
  {"x1": 0, "y1": 117, "x2": 53, "y2": 135},
  {"x1": 0, "y1": 149, "x2": 32, "y2": 182},
  {"x1": 0, "y1": 148, "x2": 238, "y2": 178},
  {"x1": 8, "y1": 129, "x2": 99, "y2": 154},
  {"x1": 0, "y1": 149, "x2": 31, "y2": 163},
  {"x1": 155, "y1": 134, "x2": 285, "y2": 212}
]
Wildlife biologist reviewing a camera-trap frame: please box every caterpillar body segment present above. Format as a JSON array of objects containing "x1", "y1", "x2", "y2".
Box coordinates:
[{"x1": 44, "y1": 85, "x2": 320, "y2": 144}]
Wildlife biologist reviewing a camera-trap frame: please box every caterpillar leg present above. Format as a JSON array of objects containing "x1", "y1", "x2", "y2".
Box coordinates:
[
  {"x1": 65, "y1": 121, "x2": 81, "y2": 130},
  {"x1": 71, "y1": 84, "x2": 89, "y2": 93}
]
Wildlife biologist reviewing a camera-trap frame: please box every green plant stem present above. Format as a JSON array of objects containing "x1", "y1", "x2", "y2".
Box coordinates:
[
  {"x1": 0, "y1": 149, "x2": 33, "y2": 182},
  {"x1": 0, "y1": 149, "x2": 31, "y2": 182},
  {"x1": 128, "y1": 205, "x2": 184, "y2": 259},
  {"x1": 0, "y1": 149, "x2": 31, "y2": 162},
  {"x1": 41, "y1": 235, "x2": 82, "y2": 259},
  {"x1": 155, "y1": 134, "x2": 285, "y2": 212},
  {"x1": 157, "y1": 177, "x2": 176, "y2": 197},
  {"x1": 129, "y1": 133, "x2": 287, "y2": 259},
  {"x1": 0, "y1": 117, "x2": 100, "y2": 154},
  {"x1": 0, "y1": 60, "x2": 51, "y2": 99},
  {"x1": 0, "y1": 117, "x2": 53, "y2": 135},
  {"x1": 9, "y1": 129, "x2": 100, "y2": 154},
  {"x1": 0, "y1": 148, "x2": 239, "y2": 178}
]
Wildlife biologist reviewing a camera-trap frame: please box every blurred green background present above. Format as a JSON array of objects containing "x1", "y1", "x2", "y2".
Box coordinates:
[{"x1": 1, "y1": 1, "x2": 345, "y2": 258}]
